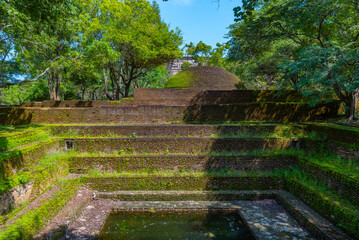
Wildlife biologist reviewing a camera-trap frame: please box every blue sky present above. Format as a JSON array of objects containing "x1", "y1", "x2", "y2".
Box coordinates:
[{"x1": 155, "y1": 0, "x2": 240, "y2": 48}]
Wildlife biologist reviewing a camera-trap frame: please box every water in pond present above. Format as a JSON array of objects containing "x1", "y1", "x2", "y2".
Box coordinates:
[{"x1": 99, "y1": 210, "x2": 255, "y2": 240}]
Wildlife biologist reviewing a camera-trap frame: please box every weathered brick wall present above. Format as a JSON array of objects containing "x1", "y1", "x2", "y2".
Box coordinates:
[
  {"x1": 0, "y1": 102, "x2": 341, "y2": 125},
  {"x1": 133, "y1": 89, "x2": 310, "y2": 105},
  {"x1": 84, "y1": 176, "x2": 285, "y2": 191},
  {"x1": 20, "y1": 99, "x2": 135, "y2": 108},
  {"x1": 0, "y1": 89, "x2": 342, "y2": 125},
  {"x1": 64, "y1": 137, "x2": 297, "y2": 153},
  {"x1": 70, "y1": 155, "x2": 298, "y2": 173}
]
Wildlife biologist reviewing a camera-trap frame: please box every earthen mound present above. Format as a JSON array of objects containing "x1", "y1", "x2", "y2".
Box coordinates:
[{"x1": 164, "y1": 66, "x2": 243, "y2": 90}]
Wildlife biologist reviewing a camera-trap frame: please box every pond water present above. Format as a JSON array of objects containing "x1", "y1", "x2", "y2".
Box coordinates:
[{"x1": 99, "y1": 209, "x2": 255, "y2": 240}]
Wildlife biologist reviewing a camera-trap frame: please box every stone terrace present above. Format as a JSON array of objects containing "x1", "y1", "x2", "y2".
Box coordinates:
[{"x1": 0, "y1": 89, "x2": 358, "y2": 240}]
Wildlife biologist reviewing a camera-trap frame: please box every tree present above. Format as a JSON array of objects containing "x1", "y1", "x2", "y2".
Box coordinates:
[
  {"x1": 183, "y1": 41, "x2": 212, "y2": 66},
  {"x1": 183, "y1": 41, "x2": 230, "y2": 68},
  {"x1": 0, "y1": 0, "x2": 80, "y2": 101},
  {"x1": 15, "y1": 1, "x2": 81, "y2": 100},
  {"x1": 227, "y1": 0, "x2": 359, "y2": 121},
  {"x1": 82, "y1": 0, "x2": 182, "y2": 99},
  {"x1": 282, "y1": 44, "x2": 359, "y2": 122},
  {"x1": 135, "y1": 65, "x2": 169, "y2": 89}
]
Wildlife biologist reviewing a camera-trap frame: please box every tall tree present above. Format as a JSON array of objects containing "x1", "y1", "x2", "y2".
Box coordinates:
[
  {"x1": 82, "y1": 0, "x2": 182, "y2": 99},
  {"x1": 228, "y1": 0, "x2": 359, "y2": 121},
  {"x1": 15, "y1": 1, "x2": 81, "y2": 100},
  {"x1": 0, "y1": 0, "x2": 80, "y2": 101}
]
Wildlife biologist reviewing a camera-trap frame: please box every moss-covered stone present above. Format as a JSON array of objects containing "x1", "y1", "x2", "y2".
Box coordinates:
[
  {"x1": 0, "y1": 179, "x2": 80, "y2": 240},
  {"x1": 286, "y1": 178, "x2": 359, "y2": 239},
  {"x1": 164, "y1": 66, "x2": 242, "y2": 90}
]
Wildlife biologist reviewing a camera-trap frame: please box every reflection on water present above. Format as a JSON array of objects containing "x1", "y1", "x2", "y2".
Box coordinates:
[{"x1": 99, "y1": 209, "x2": 255, "y2": 240}]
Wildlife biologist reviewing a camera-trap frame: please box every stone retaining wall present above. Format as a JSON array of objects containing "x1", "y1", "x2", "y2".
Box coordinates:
[
  {"x1": 69, "y1": 155, "x2": 298, "y2": 173},
  {"x1": 84, "y1": 176, "x2": 285, "y2": 191},
  {"x1": 65, "y1": 137, "x2": 298, "y2": 153},
  {"x1": 133, "y1": 89, "x2": 312, "y2": 105},
  {"x1": 0, "y1": 102, "x2": 340, "y2": 125},
  {"x1": 50, "y1": 124, "x2": 305, "y2": 137}
]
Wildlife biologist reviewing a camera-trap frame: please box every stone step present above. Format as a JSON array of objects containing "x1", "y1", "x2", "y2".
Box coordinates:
[
  {"x1": 96, "y1": 190, "x2": 277, "y2": 201},
  {"x1": 83, "y1": 175, "x2": 284, "y2": 192},
  {"x1": 63, "y1": 137, "x2": 300, "y2": 153},
  {"x1": 69, "y1": 155, "x2": 298, "y2": 173},
  {"x1": 51, "y1": 124, "x2": 305, "y2": 137},
  {"x1": 298, "y1": 160, "x2": 359, "y2": 205},
  {"x1": 287, "y1": 178, "x2": 359, "y2": 239}
]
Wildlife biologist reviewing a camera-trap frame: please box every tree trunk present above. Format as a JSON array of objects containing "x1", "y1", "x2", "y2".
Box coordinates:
[
  {"x1": 47, "y1": 71, "x2": 61, "y2": 100},
  {"x1": 54, "y1": 73, "x2": 61, "y2": 101},
  {"x1": 48, "y1": 72, "x2": 55, "y2": 100},
  {"x1": 0, "y1": 87, "x2": 2, "y2": 105},
  {"x1": 81, "y1": 87, "x2": 85, "y2": 101},
  {"x1": 103, "y1": 68, "x2": 113, "y2": 100},
  {"x1": 115, "y1": 70, "x2": 123, "y2": 100},
  {"x1": 115, "y1": 59, "x2": 124, "y2": 100},
  {"x1": 346, "y1": 89, "x2": 358, "y2": 122},
  {"x1": 124, "y1": 83, "x2": 130, "y2": 97}
]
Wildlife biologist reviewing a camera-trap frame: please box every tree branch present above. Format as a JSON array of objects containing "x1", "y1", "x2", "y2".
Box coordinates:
[
  {"x1": 0, "y1": 79, "x2": 36, "y2": 88},
  {"x1": 0, "y1": 37, "x2": 13, "y2": 42},
  {"x1": 0, "y1": 24, "x2": 12, "y2": 31},
  {"x1": 0, "y1": 55, "x2": 61, "y2": 88}
]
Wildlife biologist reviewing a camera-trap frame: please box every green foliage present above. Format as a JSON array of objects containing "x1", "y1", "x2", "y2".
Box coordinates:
[
  {"x1": 164, "y1": 69, "x2": 193, "y2": 89},
  {"x1": 183, "y1": 42, "x2": 230, "y2": 68},
  {"x1": 181, "y1": 62, "x2": 192, "y2": 71},
  {"x1": 281, "y1": 43, "x2": 359, "y2": 120},
  {"x1": 0, "y1": 150, "x2": 72, "y2": 195},
  {"x1": 287, "y1": 177, "x2": 359, "y2": 238},
  {"x1": 1, "y1": 79, "x2": 49, "y2": 105},
  {"x1": 81, "y1": 0, "x2": 182, "y2": 98},
  {"x1": 5, "y1": 0, "x2": 82, "y2": 101},
  {"x1": 0, "y1": 179, "x2": 80, "y2": 240},
  {"x1": 135, "y1": 65, "x2": 169, "y2": 89},
  {"x1": 183, "y1": 41, "x2": 212, "y2": 66},
  {"x1": 228, "y1": 0, "x2": 359, "y2": 121},
  {"x1": 1, "y1": 0, "x2": 182, "y2": 102}
]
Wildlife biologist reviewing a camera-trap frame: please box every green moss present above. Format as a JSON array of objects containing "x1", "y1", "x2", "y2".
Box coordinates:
[
  {"x1": 164, "y1": 66, "x2": 242, "y2": 89},
  {"x1": 0, "y1": 129, "x2": 51, "y2": 152},
  {"x1": 0, "y1": 150, "x2": 73, "y2": 195},
  {"x1": 0, "y1": 179, "x2": 80, "y2": 240},
  {"x1": 164, "y1": 69, "x2": 193, "y2": 89},
  {"x1": 287, "y1": 177, "x2": 359, "y2": 238},
  {"x1": 0, "y1": 138, "x2": 60, "y2": 180},
  {"x1": 0, "y1": 125, "x2": 45, "y2": 138}
]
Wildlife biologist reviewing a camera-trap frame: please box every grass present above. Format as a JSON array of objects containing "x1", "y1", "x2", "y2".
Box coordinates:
[
  {"x1": 0, "y1": 129, "x2": 51, "y2": 152},
  {"x1": 53, "y1": 129, "x2": 322, "y2": 140},
  {"x1": 84, "y1": 168, "x2": 285, "y2": 178},
  {"x1": 72, "y1": 149, "x2": 299, "y2": 157},
  {"x1": 0, "y1": 179, "x2": 80, "y2": 240},
  {"x1": 0, "y1": 125, "x2": 45, "y2": 138},
  {"x1": 0, "y1": 150, "x2": 75, "y2": 195},
  {"x1": 298, "y1": 152, "x2": 359, "y2": 180}
]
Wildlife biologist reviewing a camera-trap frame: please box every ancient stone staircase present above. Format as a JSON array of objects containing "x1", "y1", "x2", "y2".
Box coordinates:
[
  {"x1": 63, "y1": 124, "x2": 298, "y2": 193},
  {"x1": 1, "y1": 123, "x2": 358, "y2": 239}
]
